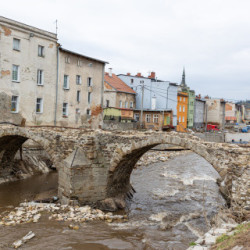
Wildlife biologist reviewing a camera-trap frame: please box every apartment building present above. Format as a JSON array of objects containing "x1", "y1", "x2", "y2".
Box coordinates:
[
  {"x1": 58, "y1": 48, "x2": 106, "y2": 127},
  {"x1": 0, "y1": 16, "x2": 57, "y2": 125},
  {"x1": 0, "y1": 16, "x2": 106, "y2": 127},
  {"x1": 118, "y1": 72, "x2": 178, "y2": 126}
]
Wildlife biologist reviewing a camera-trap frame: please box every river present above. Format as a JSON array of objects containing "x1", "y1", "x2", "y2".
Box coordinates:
[{"x1": 0, "y1": 152, "x2": 225, "y2": 249}]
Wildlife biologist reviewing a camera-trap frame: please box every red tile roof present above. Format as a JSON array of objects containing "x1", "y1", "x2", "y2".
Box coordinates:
[{"x1": 104, "y1": 73, "x2": 136, "y2": 94}]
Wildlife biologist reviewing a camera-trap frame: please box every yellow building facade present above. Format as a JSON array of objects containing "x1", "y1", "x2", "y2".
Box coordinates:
[{"x1": 177, "y1": 92, "x2": 189, "y2": 132}]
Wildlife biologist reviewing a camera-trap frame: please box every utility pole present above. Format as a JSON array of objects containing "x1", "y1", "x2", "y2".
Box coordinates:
[
  {"x1": 205, "y1": 103, "x2": 208, "y2": 132},
  {"x1": 140, "y1": 80, "x2": 144, "y2": 128}
]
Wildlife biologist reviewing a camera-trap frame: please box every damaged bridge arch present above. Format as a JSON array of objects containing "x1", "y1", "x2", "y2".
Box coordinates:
[{"x1": 0, "y1": 126, "x2": 249, "y2": 211}]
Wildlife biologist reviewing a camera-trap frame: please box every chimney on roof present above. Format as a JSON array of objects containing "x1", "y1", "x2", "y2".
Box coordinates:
[
  {"x1": 127, "y1": 73, "x2": 131, "y2": 76},
  {"x1": 109, "y1": 68, "x2": 112, "y2": 77},
  {"x1": 136, "y1": 72, "x2": 142, "y2": 77},
  {"x1": 148, "y1": 72, "x2": 156, "y2": 79}
]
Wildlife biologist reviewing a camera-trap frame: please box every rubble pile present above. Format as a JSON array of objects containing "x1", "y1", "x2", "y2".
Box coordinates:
[
  {"x1": 136, "y1": 150, "x2": 190, "y2": 167},
  {"x1": 0, "y1": 202, "x2": 127, "y2": 226}
]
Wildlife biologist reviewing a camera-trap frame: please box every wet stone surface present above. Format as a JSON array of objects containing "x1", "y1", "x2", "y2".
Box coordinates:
[{"x1": 0, "y1": 152, "x2": 226, "y2": 249}]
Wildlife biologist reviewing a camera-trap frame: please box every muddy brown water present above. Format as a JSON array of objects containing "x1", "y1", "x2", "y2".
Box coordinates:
[{"x1": 0, "y1": 152, "x2": 225, "y2": 249}]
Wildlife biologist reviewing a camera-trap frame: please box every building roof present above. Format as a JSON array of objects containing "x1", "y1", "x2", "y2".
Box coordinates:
[
  {"x1": 104, "y1": 73, "x2": 136, "y2": 94},
  {"x1": 60, "y1": 47, "x2": 108, "y2": 64}
]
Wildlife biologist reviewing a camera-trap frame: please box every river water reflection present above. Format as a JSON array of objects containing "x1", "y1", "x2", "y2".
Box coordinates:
[{"x1": 0, "y1": 152, "x2": 225, "y2": 249}]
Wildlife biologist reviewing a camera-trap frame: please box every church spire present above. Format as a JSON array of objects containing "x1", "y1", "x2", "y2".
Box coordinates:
[{"x1": 181, "y1": 67, "x2": 186, "y2": 87}]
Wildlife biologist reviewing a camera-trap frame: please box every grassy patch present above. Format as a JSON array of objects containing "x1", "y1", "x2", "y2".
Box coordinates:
[
  {"x1": 211, "y1": 222, "x2": 250, "y2": 250},
  {"x1": 189, "y1": 242, "x2": 197, "y2": 246}
]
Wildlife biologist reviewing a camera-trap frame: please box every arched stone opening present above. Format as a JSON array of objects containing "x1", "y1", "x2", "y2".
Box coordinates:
[
  {"x1": 0, "y1": 132, "x2": 57, "y2": 185},
  {"x1": 105, "y1": 134, "x2": 231, "y2": 210}
]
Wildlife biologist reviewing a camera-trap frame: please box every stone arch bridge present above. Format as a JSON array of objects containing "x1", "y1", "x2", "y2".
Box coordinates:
[{"x1": 0, "y1": 125, "x2": 249, "y2": 211}]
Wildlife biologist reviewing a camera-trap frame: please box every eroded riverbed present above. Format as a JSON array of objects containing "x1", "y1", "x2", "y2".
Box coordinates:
[{"x1": 0, "y1": 152, "x2": 225, "y2": 249}]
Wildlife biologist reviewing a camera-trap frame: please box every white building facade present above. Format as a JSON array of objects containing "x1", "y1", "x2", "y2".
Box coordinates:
[{"x1": 0, "y1": 16, "x2": 106, "y2": 128}]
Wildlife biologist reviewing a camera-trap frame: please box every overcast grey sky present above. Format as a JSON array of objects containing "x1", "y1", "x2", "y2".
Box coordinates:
[{"x1": 2, "y1": 0, "x2": 250, "y2": 100}]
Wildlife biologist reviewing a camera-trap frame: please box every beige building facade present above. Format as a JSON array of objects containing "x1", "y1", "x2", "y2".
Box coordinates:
[
  {"x1": 57, "y1": 48, "x2": 106, "y2": 128},
  {"x1": 0, "y1": 16, "x2": 57, "y2": 125},
  {"x1": 0, "y1": 16, "x2": 106, "y2": 128}
]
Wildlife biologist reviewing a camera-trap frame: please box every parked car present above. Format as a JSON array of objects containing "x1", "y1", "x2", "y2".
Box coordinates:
[{"x1": 207, "y1": 124, "x2": 219, "y2": 131}]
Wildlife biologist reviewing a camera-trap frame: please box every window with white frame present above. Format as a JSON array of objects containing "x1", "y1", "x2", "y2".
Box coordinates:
[
  {"x1": 77, "y1": 90, "x2": 80, "y2": 102},
  {"x1": 77, "y1": 60, "x2": 82, "y2": 67},
  {"x1": 183, "y1": 97, "x2": 186, "y2": 102},
  {"x1": 65, "y1": 56, "x2": 70, "y2": 63},
  {"x1": 179, "y1": 105, "x2": 181, "y2": 112},
  {"x1": 12, "y1": 65, "x2": 19, "y2": 82},
  {"x1": 38, "y1": 45, "x2": 45, "y2": 57},
  {"x1": 11, "y1": 96, "x2": 19, "y2": 113},
  {"x1": 183, "y1": 106, "x2": 185, "y2": 112},
  {"x1": 179, "y1": 116, "x2": 181, "y2": 123},
  {"x1": 13, "y1": 38, "x2": 20, "y2": 51},
  {"x1": 183, "y1": 116, "x2": 185, "y2": 122},
  {"x1": 180, "y1": 97, "x2": 182, "y2": 101},
  {"x1": 76, "y1": 75, "x2": 81, "y2": 85},
  {"x1": 36, "y1": 98, "x2": 43, "y2": 113},
  {"x1": 62, "y1": 103, "x2": 68, "y2": 116},
  {"x1": 87, "y1": 109, "x2": 91, "y2": 115},
  {"x1": 125, "y1": 101, "x2": 128, "y2": 108},
  {"x1": 146, "y1": 114, "x2": 151, "y2": 123},
  {"x1": 63, "y1": 75, "x2": 69, "y2": 89},
  {"x1": 130, "y1": 101, "x2": 133, "y2": 108},
  {"x1": 37, "y1": 69, "x2": 44, "y2": 85},
  {"x1": 134, "y1": 113, "x2": 139, "y2": 121},
  {"x1": 88, "y1": 92, "x2": 92, "y2": 104},
  {"x1": 153, "y1": 114, "x2": 159, "y2": 123},
  {"x1": 87, "y1": 77, "x2": 92, "y2": 87},
  {"x1": 119, "y1": 101, "x2": 122, "y2": 108}
]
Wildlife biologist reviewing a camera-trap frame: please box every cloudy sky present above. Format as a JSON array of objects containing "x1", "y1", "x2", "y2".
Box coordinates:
[{"x1": 1, "y1": 0, "x2": 250, "y2": 100}]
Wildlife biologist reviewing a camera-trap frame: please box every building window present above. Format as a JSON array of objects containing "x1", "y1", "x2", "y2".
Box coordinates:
[
  {"x1": 183, "y1": 106, "x2": 185, "y2": 112},
  {"x1": 119, "y1": 101, "x2": 122, "y2": 108},
  {"x1": 106, "y1": 100, "x2": 110, "y2": 107},
  {"x1": 183, "y1": 116, "x2": 185, "y2": 122},
  {"x1": 179, "y1": 105, "x2": 181, "y2": 112},
  {"x1": 88, "y1": 92, "x2": 92, "y2": 104},
  {"x1": 134, "y1": 113, "x2": 139, "y2": 121},
  {"x1": 63, "y1": 75, "x2": 69, "y2": 89},
  {"x1": 12, "y1": 65, "x2": 19, "y2": 82},
  {"x1": 13, "y1": 38, "x2": 20, "y2": 51},
  {"x1": 37, "y1": 69, "x2": 44, "y2": 85},
  {"x1": 62, "y1": 103, "x2": 68, "y2": 117},
  {"x1": 11, "y1": 96, "x2": 19, "y2": 113},
  {"x1": 38, "y1": 45, "x2": 45, "y2": 57},
  {"x1": 125, "y1": 101, "x2": 128, "y2": 108},
  {"x1": 76, "y1": 108, "x2": 80, "y2": 114},
  {"x1": 36, "y1": 98, "x2": 43, "y2": 113},
  {"x1": 77, "y1": 90, "x2": 80, "y2": 102},
  {"x1": 130, "y1": 101, "x2": 133, "y2": 108},
  {"x1": 179, "y1": 116, "x2": 181, "y2": 122},
  {"x1": 153, "y1": 114, "x2": 159, "y2": 123},
  {"x1": 65, "y1": 56, "x2": 70, "y2": 63},
  {"x1": 131, "y1": 79, "x2": 134, "y2": 84},
  {"x1": 77, "y1": 60, "x2": 82, "y2": 67},
  {"x1": 146, "y1": 114, "x2": 151, "y2": 123},
  {"x1": 87, "y1": 77, "x2": 92, "y2": 87},
  {"x1": 183, "y1": 97, "x2": 186, "y2": 102},
  {"x1": 87, "y1": 109, "x2": 91, "y2": 115},
  {"x1": 180, "y1": 97, "x2": 182, "y2": 101},
  {"x1": 76, "y1": 75, "x2": 81, "y2": 85}
]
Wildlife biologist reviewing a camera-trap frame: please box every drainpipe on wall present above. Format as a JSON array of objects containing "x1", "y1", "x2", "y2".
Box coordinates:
[{"x1": 54, "y1": 44, "x2": 60, "y2": 126}]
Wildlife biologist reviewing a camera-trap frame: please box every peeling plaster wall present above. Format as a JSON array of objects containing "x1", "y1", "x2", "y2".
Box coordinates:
[
  {"x1": 0, "y1": 17, "x2": 57, "y2": 126},
  {"x1": 57, "y1": 50, "x2": 105, "y2": 128}
]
